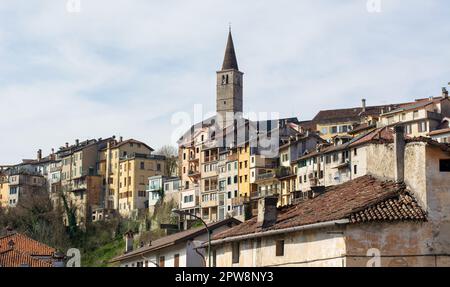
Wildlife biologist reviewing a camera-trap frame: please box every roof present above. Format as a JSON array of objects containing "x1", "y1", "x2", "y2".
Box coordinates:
[
  {"x1": 428, "y1": 127, "x2": 450, "y2": 136},
  {"x1": 110, "y1": 218, "x2": 241, "y2": 263},
  {"x1": 312, "y1": 104, "x2": 402, "y2": 125},
  {"x1": 349, "y1": 126, "x2": 395, "y2": 147},
  {"x1": 383, "y1": 97, "x2": 447, "y2": 115},
  {"x1": 212, "y1": 175, "x2": 426, "y2": 241},
  {"x1": 0, "y1": 233, "x2": 56, "y2": 256},
  {"x1": 0, "y1": 249, "x2": 53, "y2": 267},
  {"x1": 221, "y1": 31, "x2": 239, "y2": 70},
  {"x1": 110, "y1": 139, "x2": 154, "y2": 152},
  {"x1": 0, "y1": 232, "x2": 56, "y2": 267}
]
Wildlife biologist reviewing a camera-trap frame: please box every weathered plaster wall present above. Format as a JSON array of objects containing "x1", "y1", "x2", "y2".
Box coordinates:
[
  {"x1": 345, "y1": 222, "x2": 438, "y2": 267},
  {"x1": 214, "y1": 227, "x2": 346, "y2": 267}
]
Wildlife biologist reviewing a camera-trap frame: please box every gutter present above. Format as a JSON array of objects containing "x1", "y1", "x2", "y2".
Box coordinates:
[{"x1": 208, "y1": 219, "x2": 350, "y2": 246}]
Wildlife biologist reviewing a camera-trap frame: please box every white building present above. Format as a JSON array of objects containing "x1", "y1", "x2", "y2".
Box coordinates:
[{"x1": 110, "y1": 218, "x2": 241, "y2": 267}]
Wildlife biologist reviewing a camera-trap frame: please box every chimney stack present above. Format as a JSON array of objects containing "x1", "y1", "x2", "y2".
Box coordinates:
[
  {"x1": 124, "y1": 230, "x2": 134, "y2": 253},
  {"x1": 443, "y1": 87, "x2": 449, "y2": 99},
  {"x1": 362, "y1": 98, "x2": 366, "y2": 112},
  {"x1": 394, "y1": 125, "x2": 405, "y2": 183},
  {"x1": 75, "y1": 139, "x2": 79, "y2": 146},
  {"x1": 65, "y1": 142, "x2": 69, "y2": 148},
  {"x1": 257, "y1": 196, "x2": 278, "y2": 228},
  {"x1": 119, "y1": 136, "x2": 123, "y2": 142},
  {"x1": 37, "y1": 149, "x2": 42, "y2": 161}
]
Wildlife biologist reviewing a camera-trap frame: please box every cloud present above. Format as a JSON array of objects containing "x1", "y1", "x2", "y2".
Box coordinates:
[{"x1": 1, "y1": 0, "x2": 450, "y2": 164}]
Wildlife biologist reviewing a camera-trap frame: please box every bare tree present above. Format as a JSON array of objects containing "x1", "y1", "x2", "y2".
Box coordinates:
[
  {"x1": 156, "y1": 145, "x2": 179, "y2": 177},
  {"x1": 0, "y1": 187, "x2": 69, "y2": 250}
]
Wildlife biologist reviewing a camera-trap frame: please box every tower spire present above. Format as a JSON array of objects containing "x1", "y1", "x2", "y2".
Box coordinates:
[{"x1": 221, "y1": 30, "x2": 239, "y2": 70}]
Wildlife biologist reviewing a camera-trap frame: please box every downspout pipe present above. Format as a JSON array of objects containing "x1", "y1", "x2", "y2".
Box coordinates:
[{"x1": 209, "y1": 219, "x2": 349, "y2": 246}]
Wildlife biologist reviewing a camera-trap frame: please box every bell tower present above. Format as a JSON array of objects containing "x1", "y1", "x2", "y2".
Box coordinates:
[{"x1": 216, "y1": 29, "x2": 243, "y2": 129}]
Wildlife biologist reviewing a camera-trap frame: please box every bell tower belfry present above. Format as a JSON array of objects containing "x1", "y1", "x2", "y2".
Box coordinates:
[{"x1": 216, "y1": 30, "x2": 243, "y2": 129}]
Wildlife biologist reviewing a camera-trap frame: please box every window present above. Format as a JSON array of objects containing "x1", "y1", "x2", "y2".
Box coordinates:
[
  {"x1": 354, "y1": 148, "x2": 357, "y2": 156},
  {"x1": 418, "y1": 121, "x2": 427, "y2": 133},
  {"x1": 440, "y1": 159, "x2": 450, "y2": 172},
  {"x1": 354, "y1": 165, "x2": 358, "y2": 175},
  {"x1": 331, "y1": 126, "x2": 338, "y2": 134},
  {"x1": 413, "y1": 110, "x2": 419, "y2": 119},
  {"x1": 321, "y1": 127, "x2": 328, "y2": 135},
  {"x1": 232, "y1": 242, "x2": 240, "y2": 264},
  {"x1": 234, "y1": 176, "x2": 237, "y2": 183},
  {"x1": 140, "y1": 162, "x2": 145, "y2": 170},
  {"x1": 276, "y1": 240, "x2": 285, "y2": 256},
  {"x1": 405, "y1": 124, "x2": 412, "y2": 135},
  {"x1": 183, "y1": 153, "x2": 186, "y2": 160},
  {"x1": 159, "y1": 256, "x2": 165, "y2": 267},
  {"x1": 174, "y1": 254, "x2": 180, "y2": 267},
  {"x1": 157, "y1": 163, "x2": 161, "y2": 172}
]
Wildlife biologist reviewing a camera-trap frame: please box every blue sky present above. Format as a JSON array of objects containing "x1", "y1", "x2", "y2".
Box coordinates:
[{"x1": 1, "y1": 0, "x2": 450, "y2": 164}]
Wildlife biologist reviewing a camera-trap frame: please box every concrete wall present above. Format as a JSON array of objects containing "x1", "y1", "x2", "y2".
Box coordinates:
[
  {"x1": 214, "y1": 227, "x2": 346, "y2": 267},
  {"x1": 345, "y1": 222, "x2": 441, "y2": 267}
]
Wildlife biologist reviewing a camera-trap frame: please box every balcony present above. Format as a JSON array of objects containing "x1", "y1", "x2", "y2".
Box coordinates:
[
  {"x1": 255, "y1": 172, "x2": 276, "y2": 181},
  {"x1": 65, "y1": 180, "x2": 88, "y2": 192},
  {"x1": 232, "y1": 196, "x2": 248, "y2": 206},
  {"x1": 201, "y1": 198, "x2": 218, "y2": 208},
  {"x1": 188, "y1": 170, "x2": 201, "y2": 178},
  {"x1": 251, "y1": 189, "x2": 280, "y2": 199},
  {"x1": 204, "y1": 155, "x2": 218, "y2": 163}
]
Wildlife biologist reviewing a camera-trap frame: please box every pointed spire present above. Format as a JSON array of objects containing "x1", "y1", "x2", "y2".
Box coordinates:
[{"x1": 222, "y1": 30, "x2": 239, "y2": 70}]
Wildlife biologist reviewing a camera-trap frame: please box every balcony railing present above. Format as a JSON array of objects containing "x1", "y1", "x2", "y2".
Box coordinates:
[
  {"x1": 204, "y1": 155, "x2": 218, "y2": 163},
  {"x1": 251, "y1": 189, "x2": 280, "y2": 199}
]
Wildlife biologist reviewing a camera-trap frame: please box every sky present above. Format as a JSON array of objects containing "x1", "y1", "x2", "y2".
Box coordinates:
[{"x1": 0, "y1": 0, "x2": 450, "y2": 164}]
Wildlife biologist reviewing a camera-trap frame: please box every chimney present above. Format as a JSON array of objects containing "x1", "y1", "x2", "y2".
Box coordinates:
[
  {"x1": 257, "y1": 196, "x2": 278, "y2": 228},
  {"x1": 124, "y1": 230, "x2": 134, "y2": 253},
  {"x1": 394, "y1": 125, "x2": 405, "y2": 183},
  {"x1": 65, "y1": 142, "x2": 69, "y2": 148},
  {"x1": 75, "y1": 139, "x2": 79, "y2": 146},
  {"x1": 361, "y1": 98, "x2": 366, "y2": 112},
  {"x1": 443, "y1": 87, "x2": 449, "y2": 99},
  {"x1": 119, "y1": 136, "x2": 123, "y2": 142},
  {"x1": 5, "y1": 226, "x2": 14, "y2": 235},
  {"x1": 37, "y1": 149, "x2": 42, "y2": 161}
]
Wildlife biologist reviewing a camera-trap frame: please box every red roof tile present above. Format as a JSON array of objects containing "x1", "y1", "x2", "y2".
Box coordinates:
[
  {"x1": 212, "y1": 175, "x2": 426, "y2": 240},
  {"x1": 0, "y1": 233, "x2": 55, "y2": 256},
  {"x1": 0, "y1": 249, "x2": 53, "y2": 267}
]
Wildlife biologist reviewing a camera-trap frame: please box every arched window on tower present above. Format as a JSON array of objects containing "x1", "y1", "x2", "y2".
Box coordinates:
[
  {"x1": 222, "y1": 75, "x2": 226, "y2": 85},
  {"x1": 226, "y1": 74, "x2": 229, "y2": 84}
]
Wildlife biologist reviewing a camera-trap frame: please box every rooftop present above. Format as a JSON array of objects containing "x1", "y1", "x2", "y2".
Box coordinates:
[{"x1": 212, "y1": 175, "x2": 426, "y2": 242}]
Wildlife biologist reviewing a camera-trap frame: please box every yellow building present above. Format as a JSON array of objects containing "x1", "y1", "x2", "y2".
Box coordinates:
[
  {"x1": 117, "y1": 154, "x2": 165, "y2": 218},
  {"x1": 0, "y1": 173, "x2": 9, "y2": 207},
  {"x1": 98, "y1": 138, "x2": 165, "y2": 218},
  {"x1": 99, "y1": 138, "x2": 158, "y2": 210},
  {"x1": 237, "y1": 142, "x2": 253, "y2": 199}
]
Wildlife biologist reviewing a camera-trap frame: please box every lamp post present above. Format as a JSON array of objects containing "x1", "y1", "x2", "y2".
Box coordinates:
[{"x1": 172, "y1": 209, "x2": 211, "y2": 267}]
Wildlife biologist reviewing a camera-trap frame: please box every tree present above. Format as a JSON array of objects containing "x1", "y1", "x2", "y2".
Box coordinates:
[
  {"x1": 156, "y1": 145, "x2": 179, "y2": 177},
  {"x1": 0, "y1": 187, "x2": 69, "y2": 250}
]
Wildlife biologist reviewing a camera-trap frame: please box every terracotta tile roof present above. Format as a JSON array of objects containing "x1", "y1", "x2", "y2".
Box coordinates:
[
  {"x1": 312, "y1": 104, "x2": 402, "y2": 125},
  {"x1": 0, "y1": 249, "x2": 53, "y2": 267},
  {"x1": 212, "y1": 175, "x2": 426, "y2": 241},
  {"x1": 349, "y1": 126, "x2": 395, "y2": 147},
  {"x1": 350, "y1": 192, "x2": 426, "y2": 223},
  {"x1": 428, "y1": 127, "x2": 450, "y2": 136},
  {"x1": 110, "y1": 218, "x2": 241, "y2": 263},
  {"x1": 0, "y1": 233, "x2": 55, "y2": 256},
  {"x1": 385, "y1": 97, "x2": 448, "y2": 115}
]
